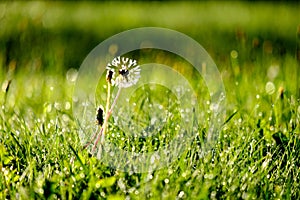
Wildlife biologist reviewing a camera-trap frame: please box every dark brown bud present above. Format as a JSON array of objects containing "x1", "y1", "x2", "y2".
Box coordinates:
[
  {"x1": 96, "y1": 106, "x2": 104, "y2": 126},
  {"x1": 106, "y1": 70, "x2": 113, "y2": 84}
]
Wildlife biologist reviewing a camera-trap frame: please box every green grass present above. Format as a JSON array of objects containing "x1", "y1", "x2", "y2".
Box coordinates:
[{"x1": 1, "y1": 1, "x2": 300, "y2": 199}]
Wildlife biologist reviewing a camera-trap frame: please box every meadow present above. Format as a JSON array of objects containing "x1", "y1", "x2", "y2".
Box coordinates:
[{"x1": 0, "y1": 1, "x2": 300, "y2": 199}]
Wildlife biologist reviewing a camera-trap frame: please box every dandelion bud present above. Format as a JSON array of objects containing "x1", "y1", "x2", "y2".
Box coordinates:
[
  {"x1": 278, "y1": 86, "x2": 284, "y2": 100},
  {"x1": 106, "y1": 70, "x2": 113, "y2": 84},
  {"x1": 96, "y1": 106, "x2": 104, "y2": 126}
]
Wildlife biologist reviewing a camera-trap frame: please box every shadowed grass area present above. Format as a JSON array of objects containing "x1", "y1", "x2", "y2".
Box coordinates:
[{"x1": 1, "y1": 1, "x2": 300, "y2": 199}]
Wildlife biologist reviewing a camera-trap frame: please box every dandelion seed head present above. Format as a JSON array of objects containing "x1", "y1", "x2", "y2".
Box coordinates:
[{"x1": 106, "y1": 56, "x2": 140, "y2": 88}]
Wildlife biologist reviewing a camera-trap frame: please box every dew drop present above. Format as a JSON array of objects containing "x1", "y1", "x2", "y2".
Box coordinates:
[
  {"x1": 178, "y1": 191, "x2": 185, "y2": 198},
  {"x1": 65, "y1": 101, "x2": 71, "y2": 110},
  {"x1": 66, "y1": 68, "x2": 78, "y2": 82},
  {"x1": 231, "y1": 50, "x2": 238, "y2": 59},
  {"x1": 265, "y1": 82, "x2": 275, "y2": 95}
]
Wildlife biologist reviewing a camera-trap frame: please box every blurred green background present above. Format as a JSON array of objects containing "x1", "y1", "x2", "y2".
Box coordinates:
[
  {"x1": 0, "y1": 1, "x2": 300, "y2": 113},
  {"x1": 0, "y1": 1, "x2": 299, "y2": 75}
]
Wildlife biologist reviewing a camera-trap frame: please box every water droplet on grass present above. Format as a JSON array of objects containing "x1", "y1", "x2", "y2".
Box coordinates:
[
  {"x1": 65, "y1": 101, "x2": 71, "y2": 110},
  {"x1": 54, "y1": 102, "x2": 62, "y2": 110},
  {"x1": 66, "y1": 68, "x2": 78, "y2": 82},
  {"x1": 231, "y1": 50, "x2": 238, "y2": 59},
  {"x1": 265, "y1": 82, "x2": 275, "y2": 95},
  {"x1": 267, "y1": 65, "x2": 279, "y2": 80},
  {"x1": 178, "y1": 191, "x2": 185, "y2": 198},
  {"x1": 62, "y1": 114, "x2": 69, "y2": 122}
]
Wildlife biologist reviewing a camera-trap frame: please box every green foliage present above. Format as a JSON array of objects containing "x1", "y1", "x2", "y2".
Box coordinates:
[{"x1": 0, "y1": 1, "x2": 300, "y2": 199}]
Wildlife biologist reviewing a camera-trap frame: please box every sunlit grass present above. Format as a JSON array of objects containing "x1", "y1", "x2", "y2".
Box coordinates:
[{"x1": 1, "y1": 50, "x2": 299, "y2": 199}]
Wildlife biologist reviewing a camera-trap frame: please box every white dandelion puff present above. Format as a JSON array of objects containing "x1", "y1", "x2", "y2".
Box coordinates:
[{"x1": 106, "y1": 56, "x2": 141, "y2": 88}]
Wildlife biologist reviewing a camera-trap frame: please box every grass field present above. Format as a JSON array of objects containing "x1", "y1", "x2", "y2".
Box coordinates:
[{"x1": 1, "y1": 1, "x2": 300, "y2": 199}]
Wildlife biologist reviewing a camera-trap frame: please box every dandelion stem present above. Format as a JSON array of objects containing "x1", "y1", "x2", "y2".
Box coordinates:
[
  {"x1": 102, "y1": 83, "x2": 112, "y2": 138},
  {"x1": 92, "y1": 126, "x2": 104, "y2": 153},
  {"x1": 82, "y1": 132, "x2": 97, "y2": 149},
  {"x1": 101, "y1": 86, "x2": 122, "y2": 140},
  {"x1": 109, "y1": 87, "x2": 122, "y2": 114},
  {"x1": 92, "y1": 86, "x2": 122, "y2": 152}
]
